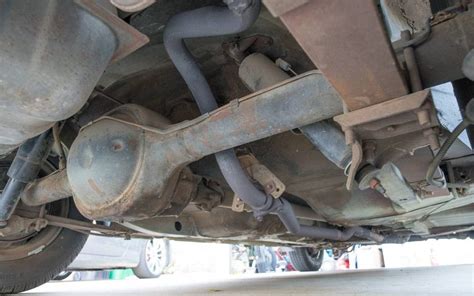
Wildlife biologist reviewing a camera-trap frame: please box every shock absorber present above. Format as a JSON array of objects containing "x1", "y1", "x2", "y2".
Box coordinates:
[{"x1": 0, "y1": 130, "x2": 52, "y2": 227}]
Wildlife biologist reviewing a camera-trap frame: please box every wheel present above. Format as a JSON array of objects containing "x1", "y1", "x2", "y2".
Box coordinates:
[
  {"x1": 133, "y1": 238, "x2": 169, "y2": 279},
  {"x1": 288, "y1": 247, "x2": 324, "y2": 272},
  {"x1": 53, "y1": 271, "x2": 72, "y2": 281},
  {"x1": 0, "y1": 198, "x2": 88, "y2": 293}
]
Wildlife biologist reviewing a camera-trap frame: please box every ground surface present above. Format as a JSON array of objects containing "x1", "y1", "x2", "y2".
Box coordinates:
[{"x1": 24, "y1": 264, "x2": 473, "y2": 295}]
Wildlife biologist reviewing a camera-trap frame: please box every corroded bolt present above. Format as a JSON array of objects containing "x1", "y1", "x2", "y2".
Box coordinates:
[
  {"x1": 369, "y1": 178, "x2": 386, "y2": 194},
  {"x1": 266, "y1": 183, "x2": 275, "y2": 192}
]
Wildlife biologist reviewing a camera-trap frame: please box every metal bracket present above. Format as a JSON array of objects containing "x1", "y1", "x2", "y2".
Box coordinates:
[
  {"x1": 231, "y1": 153, "x2": 286, "y2": 212},
  {"x1": 343, "y1": 129, "x2": 363, "y2": 191},
  {"x1": 0, "y1": 215, "x2": 48, "y2": 237},
  {"x1": 231, "y1": 195, "x2": 245, "y2": 212},
  {"x1": 336, "y1": 90, "x2": 441, "y2": 191},
  {"x1": 358, "y1": 162, "x2": 422, "y2": 212},
  {"x1": 238, "y1": 154, "x2": 286, "y2": 198},
  {"x1": 334, "y1": 89, "x2": 439, "y2": 146},
  {"x1": 393, "y1": 19, "x2": 431, "y2": 53}
]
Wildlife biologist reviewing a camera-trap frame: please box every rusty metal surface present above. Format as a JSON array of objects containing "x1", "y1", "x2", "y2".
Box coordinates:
[
  {"x1": 81, "y1": 48, "x2": 469, "y2": 245},
  {"x1": 21, "y1": 169, "x2": 72, "y2": 207},
  {"x1": 334, "y1": 90, "x2": 430, "y2": 128},
  {"x1": 346, "y1": 139, "x2": 363, "y2": 190},
  {"x1": 68, "y1": 105, "x2": 186, "y2": 221},
  {"x1": 54, "y1": 3, "x2": 474, "y2": 242},
  {"x1": 169, "y1": 71, "x2": 343, "y2": 159},
  {"x1": 0, "y1": 198, "x2": 69, "y2": 261},
  {"x1": 158, "y1": 168, "x2": 200, "y2": 217},
  {"x1": 238, "y1": 53, "x2": 351, "y2": 170},
  {"x1": 394, "y1": 147, "x2": 450, "y2": 199},
  {"x1": 0, "y1": 215, "x2": 47, "y2": 238},
  {"x1": 127, "y1": 208, "x2": 313, "y2": 246},
  {"x1": 401, "y1": 30, "x2": 423, "y2": 92},
  {"x1": 393, "y1": 10, "x2": 474, "y2": 88},
  {"x1": 238, "y1": 153, "x2": 285, "y2": 198},
  {"x1": 270, "y1": 0, "x2": 408, "y2": 110},
  {"x1": 333, "y1": 89, "x2": 443, "y2": 200},
  {"x1": 67, "y1": 71, "x2": 343, "y2": 220},
  {"x1": 239, "y1": 53, "x2": 292, "y2": 92},
  {"x1": 75, "y1": 0, "x2": 149, "y2": 63},
  {"x1": 44, "y1": 214, "x2": 152, "y2": 238},
  {"x1": 334, "y1": 89, "x2": 440, "y2": 143}
]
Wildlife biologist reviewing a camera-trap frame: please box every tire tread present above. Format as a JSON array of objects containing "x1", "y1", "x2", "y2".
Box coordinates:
[
  {"x1": 0, "y1": 201, "x2": 88, "y2": 294},
  {"x1": 0, "y1": 231, "x2": 86, "y2": 294}
]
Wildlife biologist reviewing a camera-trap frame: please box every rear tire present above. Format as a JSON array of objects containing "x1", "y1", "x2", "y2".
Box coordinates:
[
  {"x1": 0, "y1": 200, "x2": 88, "y2": 294},
  {"x1": 289, "y1": 247, "x2": 324, "y2": 272}
]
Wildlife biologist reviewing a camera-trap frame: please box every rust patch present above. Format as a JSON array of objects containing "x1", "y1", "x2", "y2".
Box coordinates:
[{"x1": 268, "y1": 0, "x2": 408, "y2": 110}]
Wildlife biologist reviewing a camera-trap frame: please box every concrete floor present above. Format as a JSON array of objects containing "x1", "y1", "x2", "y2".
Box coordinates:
[{"x1": 25, "y1": 264, "x2": 473, "y2": 295}]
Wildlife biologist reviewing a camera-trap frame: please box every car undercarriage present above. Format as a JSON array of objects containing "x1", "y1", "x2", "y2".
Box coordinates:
[{"x1": 1, "y1": 0, "x2": 474, "y2": 293}]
